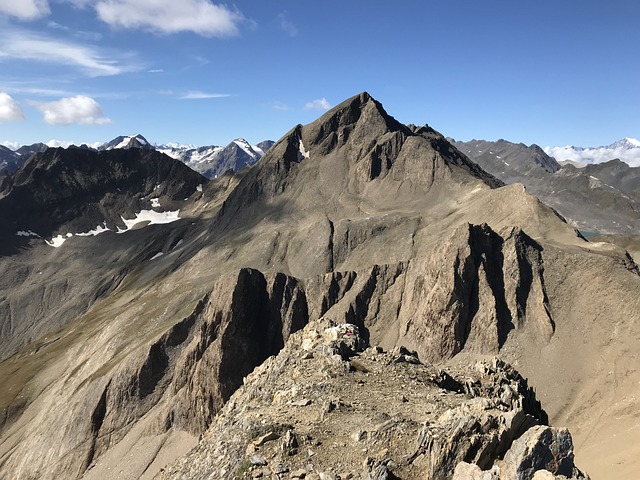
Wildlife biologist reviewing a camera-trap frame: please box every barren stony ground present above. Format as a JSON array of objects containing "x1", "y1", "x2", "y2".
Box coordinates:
[{"x1": 157, "y1": 320, "x2": 586, "y2": 480}]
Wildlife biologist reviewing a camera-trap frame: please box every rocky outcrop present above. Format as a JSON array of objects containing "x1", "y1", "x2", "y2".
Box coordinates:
[
  {"x1": 156, "y1": 320, "x2": 578, "y2": 480},
  {"x1": 393, "y1": 223, "x2": 552, "y2": 361},
  {"x1": 453, "y1": 425, "x2": 589, "y2": 480},
  {"x1": 0, "y1": 269, "x2": 309, "y2": 479}
]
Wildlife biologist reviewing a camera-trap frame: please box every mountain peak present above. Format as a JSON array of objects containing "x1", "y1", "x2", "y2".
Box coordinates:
[
  {"x1": 299, "y1": 92, "x2": 409, "y2": 157},
  {"x1": 618, "y1": 137, "x2": 640, "y2": 148},
  {"x1": 101, "y1": 134, "x2": 153, "y2": 151}
]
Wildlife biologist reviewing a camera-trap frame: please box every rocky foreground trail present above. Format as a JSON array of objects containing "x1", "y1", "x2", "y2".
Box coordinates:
[{"x1": 156, "y1": 321, "x2": 588, "y2": 480}]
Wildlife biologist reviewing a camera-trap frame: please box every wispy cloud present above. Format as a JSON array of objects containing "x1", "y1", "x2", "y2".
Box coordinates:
[
  {"x1": 0, "y1": 92, "x2": 25, "y2": 123},
  {"x1": 46, "y1": 20, "x2": 103, "y2": 41},
  {"x1": 180, "y1": 91, "x2": 231, "y2": 100},
  {"x1": 190, "y1": 55, "x2": 210, "y2": 67},
  {"x1": 1, "y1": 83, "x2": 75, "y2": 97},
  {"x1": 0, "y1": 29, "x2": 138, "y2": 76},
  {"x1": 0, "y1": 0, "x2": 50, "y2": 20},
  {"x1": 278, "y1": 12, "x2": 298, "y2": 37},
  {"x1": 31, "y1": 95, "x2": 111, "y2": 125},
  {"x1": 93, "y1": 0, "x2": 247, "y2": 37},
  {"x1": 271, "y1": 101, "x2": 290, "y2": 111},
  {"x1": 304, "y1": 98, "x2": 331, "y2": 111}
]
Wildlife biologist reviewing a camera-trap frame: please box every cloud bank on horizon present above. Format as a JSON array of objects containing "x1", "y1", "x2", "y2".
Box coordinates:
[{"x1": 544, "y1": 139, "x2": 640, "y2": 168}]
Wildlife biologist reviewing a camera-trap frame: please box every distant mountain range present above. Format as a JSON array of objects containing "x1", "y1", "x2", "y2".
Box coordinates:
[
  {"x1": 1, "y1": 135, "x2": 274, "y2": 179},
  {"x1": 0, "y1": 143, "x2": 48, "y2": 174},
  {"x1": 156, "y1": 138, "x2": 274, "y2": 179},
  {"x1": 452, "y1": 138, "x2": 640, "y2": 234},
  {"x1": 544, "y1": 137, "x2": 640, "y2": 167}
]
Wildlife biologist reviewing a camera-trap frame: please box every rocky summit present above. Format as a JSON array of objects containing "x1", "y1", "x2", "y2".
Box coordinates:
[{"x1": 0, "y1": 93, "x2": 638, "y2": 479}]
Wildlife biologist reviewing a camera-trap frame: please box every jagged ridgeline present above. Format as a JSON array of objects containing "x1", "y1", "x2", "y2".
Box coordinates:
[{"x1": 0, "y1": 93, "x2": 638, "y2": 479}]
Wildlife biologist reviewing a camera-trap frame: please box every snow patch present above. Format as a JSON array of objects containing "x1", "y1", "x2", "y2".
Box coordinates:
[
  {"x1": 76, "y1": 223, "x2": 109, "y2": 237},
  {"x1": 298, "y1": 139, "x2": 310, "y2": 161},
  {"x1": 150, "y1": 198, "x2": 161, "y2": 208},
  {"x1": 118, "y1": 209, "x2": 181, "y2": 232},
  {"x1": 233, "y1": 139, "x2": 257, "y2": 158},
  {"x1": 196, "y1": 184, "x2": 203, "y2": 192},
  {"x1": 46, "y1": 235, "x2": 67, "y2": 247},
  {"x1": 625, "y1": 137, "x2": 640, "y2": 147},
  {"x1": 16, "y1": 230, "x2": 40, "y2": 237},
  {"x1": 115, "y1": 137, "x2": 133, "y2": 149},
  {"x1": 150, "y1": 252, "x2": 164, "y2": 260}
]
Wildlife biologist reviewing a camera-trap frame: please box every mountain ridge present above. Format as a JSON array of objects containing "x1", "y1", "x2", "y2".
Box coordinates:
[{"x1": 452, "y1": 137, "x2": 640, "y2": 234}]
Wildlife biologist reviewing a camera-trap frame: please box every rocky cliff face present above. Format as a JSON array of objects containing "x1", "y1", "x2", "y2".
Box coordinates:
[{"x1": 0, "y1": 93, "x2": 637, "y2": 479}]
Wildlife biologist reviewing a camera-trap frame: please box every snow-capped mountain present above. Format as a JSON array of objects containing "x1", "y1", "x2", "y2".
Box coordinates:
[
  {"x1": 1, "y1": 135, "x2": 274, "y2": 179},
  {"x1": 544, "y1": 137, "x2": 640, "y2": 167},
  {"x1": 99, "y1": 134, "x2": 154, "y2": 151},
  {"x1": 157, "y1": 138, "x2": 274, "y2": 178}
]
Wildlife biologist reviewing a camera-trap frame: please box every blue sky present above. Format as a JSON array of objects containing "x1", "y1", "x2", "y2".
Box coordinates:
[{"x1": 0, "y1": 0, "x2": 638, "y2": 149}]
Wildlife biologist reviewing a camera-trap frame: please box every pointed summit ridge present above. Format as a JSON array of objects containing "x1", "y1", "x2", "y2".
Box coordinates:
[
  {"x1": 302, "y1": 92, "x2": 410, "y2": 157},
  {"x1": 214, "y1": 93, "x2": 503, "y2": 235}
]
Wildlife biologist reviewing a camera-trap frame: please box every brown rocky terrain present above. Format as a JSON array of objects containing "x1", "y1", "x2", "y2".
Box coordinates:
[{"x1": 0, "y1": 93, "x2": 638, "y2": 479}]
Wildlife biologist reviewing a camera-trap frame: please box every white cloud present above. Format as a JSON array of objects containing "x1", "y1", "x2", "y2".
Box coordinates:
[
  {"x1": 93, "y1": 0, "x2": 246, "y2": 37},
  {"x1": 46, "y1": 139, "x2": 75, "y2": 148},
  {"x1": 45, "y1": 139, "x2": 103, "y2": 148},
  {"x1": 304, "y1": 98, "x2": 331, "y2": 111},
  {"x1": 0, "y1": 92, "x2": 25, "y2": 123},
  {"x1": 0, "y1": 29, "x2": 136, "y2": 76},
  {"x1": 32, "y1": 95, "x2": 111, "y2": 125},
  {"x1": 0, "y1": 0, "x2": 50, "y2": 20},
  {"x1": 1, "y1": 140, "x2": 21, "y2": 149},
  {"x1": 544, "y1": 143, "x2": 640, "y2": 168},
  {"x1": 46, "y1": 20, "x2": 103, "y2": 41},
  {"x1": 278, "y1": 13, "x2": 298, "y2": 37},
  {"x1": 180, "y1": 91, "x2": 231, "y2": 100}
]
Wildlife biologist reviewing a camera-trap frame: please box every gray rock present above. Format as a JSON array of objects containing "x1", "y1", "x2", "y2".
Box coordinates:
[
  {"x1": 501, "y1": 426, "x2": 575, "y2": 479},
  {"x1": 250, "y1": 454, "x2": 268, "y2": 466}
]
